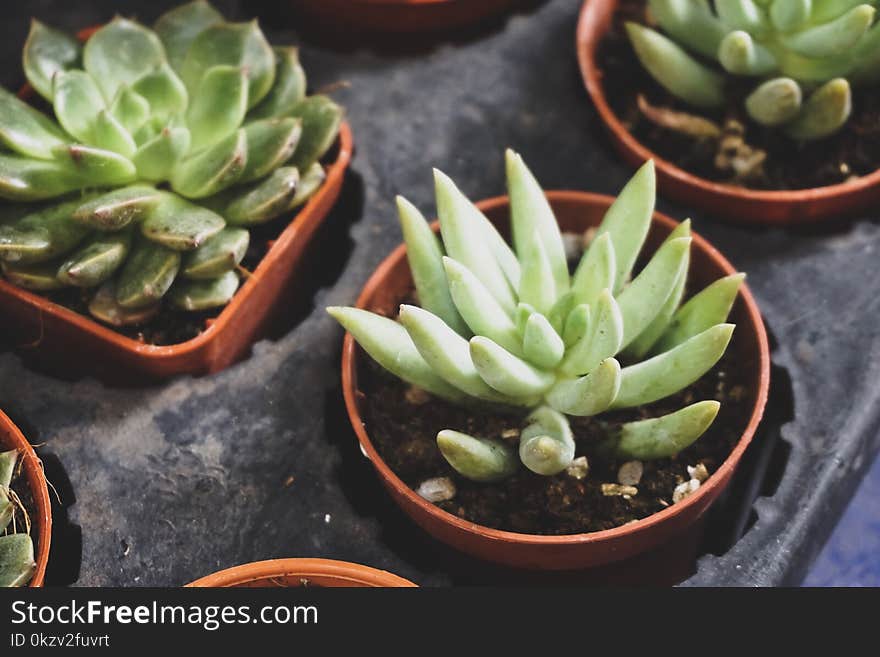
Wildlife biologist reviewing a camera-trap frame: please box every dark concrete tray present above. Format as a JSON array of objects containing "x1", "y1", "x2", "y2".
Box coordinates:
[{"x1": 1, "y1": 0, "x2": 876, "y2": 586}]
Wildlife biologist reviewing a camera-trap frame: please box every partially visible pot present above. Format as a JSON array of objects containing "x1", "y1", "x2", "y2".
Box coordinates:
[
  {"x1": 341, "y1": 191, "x2": 770, "y2": 570},
  {"x1": 576, "y1": 0, "x2": 880, "y2": 226},
  {"x1": 187, "y1": 558, "x2": 416, "y2": 587},
  {"x1": 0, "y1": 410, "x2": 52, "y2": 587}
]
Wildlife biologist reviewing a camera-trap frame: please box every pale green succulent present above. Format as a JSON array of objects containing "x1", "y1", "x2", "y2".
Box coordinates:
[
  {"x1": 627, "y1": 0, "x2": 880, "y2": 139},
  {"x1": 0, "y1": 449, "x2": 36, "y2": 587},
  {"x1": 329, "y1": 152, "x2": 744, "y2": 482},
  {"x1": 0, "y1": 1, "x2": 342, "y2": 326}
]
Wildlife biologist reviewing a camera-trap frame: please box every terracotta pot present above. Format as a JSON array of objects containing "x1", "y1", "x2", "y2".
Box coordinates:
[
  {"x1": 576, "y1": 0, "x2": 880, "y2": 226},
  {"x1": 341, "y1": 191, "x2": 770, "y2": 570},
  {"x1": 3, "y1": 52, "x2": 353, "y2": 379},
  {"x1": 0, "y1": 410, "x2": 51, "y2": 587},
  {"x1": 291, "y1": 0, "x2": 519, "y2": 33},
  {"x1": 186, "y1": 558, "x2": 416, "y2": 587}
]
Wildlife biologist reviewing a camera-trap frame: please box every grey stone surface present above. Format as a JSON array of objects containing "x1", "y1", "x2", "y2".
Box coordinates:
[{"x1": 0, "y1": 0, "x2": 877, "y2": 586}]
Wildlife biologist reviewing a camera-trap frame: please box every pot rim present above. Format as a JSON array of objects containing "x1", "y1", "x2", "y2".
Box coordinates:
[
  {"x1": 0, "y1": 121, "x2": 353, "y2": 359},
  {"x1": 575, "y1": 0, "x2": 880, "y2": 217},
  {"x1": 0, "y1": 409, "x2": 52, "y2": 587},
  {"x1": 341, "y1": 189, "x2": 770, "y2": 551},
  {"x1": 186, "y1": 558, "x2": 417, "y2": 587}
]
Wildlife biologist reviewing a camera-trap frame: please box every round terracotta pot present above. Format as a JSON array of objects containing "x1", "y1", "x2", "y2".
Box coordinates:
[
  {"x1": 0, "y1": 410, "x2": 52, "y2": 587},
  {"x1": 576, "y1": 0, "x2": 880, "y2": 226},
  {"x1": 341, "y1": 191, "x2": 771, "y2": 570},
  {"x1": 291, "y1": 0, "x2": 519, "y2": 33},
  {"x1": 186, "y1": 558, "x2": 416, "y2": 587}
]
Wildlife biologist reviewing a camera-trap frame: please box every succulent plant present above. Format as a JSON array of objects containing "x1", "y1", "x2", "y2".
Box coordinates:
[
  {"x1": 0, "y1": 448, "x2": 36, "y2": 587},
  {"x1": 329, "y1": 152, "x2": 744, "y2": 482},
  {"x1": 626, "y1": 0, "x2": 880, "y2": 139},
  {"x1": 0, "y1": 1, "x2": 343, "y2": 326}
]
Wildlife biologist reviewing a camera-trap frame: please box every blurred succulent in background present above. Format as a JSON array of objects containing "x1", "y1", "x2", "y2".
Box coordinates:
[
  {"x1": 626, "y1": 0, "x2": 880, "y2": 140},
  {"x1": 0, "y1": 1, "x2": 342, "y2": 326},
  {"x1": 0, "y1": 449, "x2": 36, "y2": 587},
  {"x1": 329, "y1": 152, "x2": 743, "y2": 482}
]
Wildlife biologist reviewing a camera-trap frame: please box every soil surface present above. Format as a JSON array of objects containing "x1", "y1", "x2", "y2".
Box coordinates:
[
  {"x1": 598, "y1": 0, "x2": 880, "y2": 191},
  {"x1": 359, "y1": 289, "x2": 755, "y2": 537}
]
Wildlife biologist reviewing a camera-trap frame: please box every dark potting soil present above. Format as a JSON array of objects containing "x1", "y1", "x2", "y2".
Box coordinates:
[
  {"x1": 598, "y1": 0, "x2": 880, "y2": 191},
  {"x1": 358, "y1": 296, "x2": 755, "y2": 536}
]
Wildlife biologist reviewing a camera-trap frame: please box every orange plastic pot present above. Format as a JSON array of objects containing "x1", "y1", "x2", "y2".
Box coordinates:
[
  {"x1": 576, "y1": 0, "x2": 880, "y2": 226},
  {"x1": 187, "y1": 558, "x2": 416, "y2": 587},
  {"x1": 0, "y1": 410, "x2": 52, "y2": 587},
  {"x1": 290, "y1": 0, "x2": 519, "y2": 33},
  {"x1": 341, "y1": 191, "x2": 770, "y2": 570}
]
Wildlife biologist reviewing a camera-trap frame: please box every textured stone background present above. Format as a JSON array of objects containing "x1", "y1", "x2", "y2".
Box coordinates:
[{"x1": 0, "y1": 0, "x2": 878, "y2": 586}]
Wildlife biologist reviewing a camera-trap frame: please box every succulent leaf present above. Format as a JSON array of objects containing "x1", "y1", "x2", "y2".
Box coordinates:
[
  {"x1": 154, "y1": 0, "x2": 223, "y2": 73},
  {"x1": 546, "y1": 358, "x2": 622, "y2": 417},
  {"x1": 436, "y1": 430, "x2": 518, "y2": 482},
  {"x1": 745, "y1": 77, "x2": 803, "y2": 125},
  {"x1": 562, "y1": 302, "x2": 591, "y2": 348},
  {"x1": 92, "y1": 110, "x2": 137, "y2": 158},
  {"x1": 288, "y1": 161, "x2": 326, "y2": 209},
  {"x1": 73, "y1": 185, "x2": 163, "y2": 231},
  {"x1": 239, "y1": 118, "x2": 302, "y2": 183},
  {"x1": 0, "y1": 198, "x2": 90, "y2": 264},
  {"x1": 23, "y1": 20, "x2": 81, "y2": 102},
  {"x1": 182, "y1": 227, "x2": 249, "y2": 279},
  {"x1": 215, "y1": 166, "x2": 300, "y2": 225},
  {"x1": 110, "y1": 86, "x2": 151, "y2": 134},
  {"x1": 605, "y1": 400, "x2": 721, "y2": 460},
  {"x1": 0, "y1": 87, "x2": 68, "y2": 159},
  {"x1": 522, "y1": 313, "x2": 565, "y2": 369},
  {"x1": 784, "y1": 77, "x2": 852, "y2": 139},
  {"x1": 781, "y1": 3, "x2": 875, "y2": 57},
  {"x1": 2, "y1": 259, "x2": 66, "y2": 290},
  {"x1": 88, "y1": 280, "x2": 159, "y2": 326},
  {"x1": 718, "y1": 30, "x2": 778, "y2": 75},
  {"x1": 716, "y1": 0, "x2": 769, "y2": 33},
  {"x1": 770, "y1": 0, "x2": 813, "y2": 31},
  {"x1": 170, "y1": 128, "x2": 247, "y2": 198},
  {"x1": 560, "y1": 289, "x2": 624, "y2": 376},
  {"x1": 186, "y1": 65, "x2": 248, "y2": 150},
  {"x1": 469, "y1": 336, "x2": 556, "y2": 398},
  {"x1": 169, "y1": 270, "x2": 239, "y2": 310},
  {"x1": 571, "y1": 231, "x2": 616, "y2": 307},
  {"x1": 131, "y1": 63, "x2": 189, "y2": 120},
  {"x1": 57, "y1": 230, "x2": 132, "y2": 287},
  {"x1": 115, "y1": 238, "x2": 181, "y2": 308},
  {"x1": 52, "y1": 69, "x2": 105, "y2": 142},
  {"x1": 647, "y1": 0, "x2": 727, "y2": 58},
  {"x1": 249, "y1": 47, "x2": 307, "y2": 121},
  {"x1": 52, "y1": 144, "x2": 137, "y2": 187},
  {"x1": 286, "y1": 95, "x2": 344, "y2": 171},
  {"x1": 518, "y1": 406, "x2": 576, "y2": 475},
  {"x1": 140, "y1": 192, "x2": 225, "y2": 250},
  {"x1": 0, "y1": 534, "x2": 37, "y2": 588},
  {"x1": 132, "y1": 126, "x2": 191, "y2": 182},
  {"x1": 0, "y1": 450, "x2": 16, "y2": 488},
  {"x1": 518, "y1": 230, "x2": 557, "y2": 315}
]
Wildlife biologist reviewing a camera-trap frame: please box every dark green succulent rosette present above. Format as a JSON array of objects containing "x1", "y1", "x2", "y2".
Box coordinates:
[{"x1": 0, "y1": 1, "x2": 343, "y2": 328}]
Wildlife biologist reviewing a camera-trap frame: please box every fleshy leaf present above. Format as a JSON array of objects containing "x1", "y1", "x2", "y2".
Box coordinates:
[
  {"x1": 718, "y1": 30, "x2": 777, "y2": 75},
  {"x1": 647, "y1": 0, "x2": 726, "y2": 58},
  {"x1": 745, "y1": 77, "x2": 803, "y2": 126},
  {"x1": 52, "y1": 69, "x2": 105, "y2": 142},
  {"x1": 286, "y1": 95, "x2": 344, "y2": 171},
  {"x1": 92, "y1": 110, "x2": 137, "y2": 159},
  {"x1": 560, "y1": 289, "x2": 623, "y2": 376},
  {"x1": 518, "y1": 407, "x2": 576, "y2": 476},
  {"x1": 215, "y1": 166, "x2": 299, "y2": 225},
  {"x1": 288, "y1": 161, "x2": 325, "y2": 209},
  {"x1": 437, "y1": 430, "x2": 518, "y2": 483},
  {"x1": 182, "y1": 227, "x2": 249, "y2": 279},
  {"x1": 73, "y1": 185, "x2": 163, "y2": 230},
  {"x1": 0, "y1": 154, "x2": 82, "y2": 201},
  {"x1": 2, "y1": 259, "x2": 66, "y2": 290},
  {"x1": 249, "y1": 47, "x2": 307, "y2": 120},
  {"x1": 0, "y1": 449, "x2": 17, "y2": 488},
  {"x1": 133, "y1": 126, "x2": 191, "y2": 182},
  {"x1": 154, "y1": 0, "x2": 223, "y2": 73},
  {"x1": 785, "y1": 78, "x2": 852, "y2": 140},
  {"x1": 469, "y1": 336, "x2": 556, "y2": 398},
  {"x1": 782, "y1": 3, "x2": 875, "y2": 57},
  {"x1": 522, "y1": 313, "x2": 565, "y2": 369},
  {"x1": 0, "y1": 198, "x2": 90, "y2": 264},
  {"x1": 186, "y1": 65, "x2": 248, "y2": 151},
  {"x1": 239, "y1": 118, "x2": 302, "y2": 183},
  {"x1": 0, "y1": 534, "x2": 37, "y2": 588},
  {"x1": 715, "y1": 0, "x2": 769, "y2": 33},
  {"x1": 604, "y1": 400, "x2": 720, "y2": 460},
  {"x1": 169, "y1": 270, "x2": 239, "y2": 310},
  {"x1": 518, "y1": 230, "x2": 557, "y2": 316},
  {"x1": 110, "y1": 86, "x2": 151, "y2": 134},
  {"x1": 23, "y1": 19, "x2": 81, "y2": 102},
  {"x1": 131, "y1": 63, "x2": 189, "y2": 120},
  {"x1": 0, "y1": 87, "x2": 68, "y2": 160},
  {"x1": 545, "y1": 358, "x2": 622, "y2": 417},
  {"x1": 140, "y1": 192, "x2": 225, "y2": 251},
  {"x1": 88, "y1": 280, "x2": 159, "y2": 326},
  {"x1": 170, "y1": 128, "x2": 247, "y2": 198},
  {"x1": 571, "y1": 231, "x2": 616, "y2": 307},
  {"x1": 562, "y1": 302, "x2": 591, "y2": 348},
  {"x1": 52, "y1": 144, "x2": 137, "y2": 187},
  {"x1": 57, "y1": 230, "x2": 131, "y2": 287},
  {"x1": 115, "y1": 239, "x2": 181, "y2": 308}
]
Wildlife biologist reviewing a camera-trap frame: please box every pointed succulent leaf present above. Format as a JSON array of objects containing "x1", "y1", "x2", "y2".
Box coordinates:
[
  {"x1": 187, "y1": 65, "x2": 249, "y2": 151},
  {"x1": 545, "y1": 358, "x2": 622, "y2": 417},
  {"x1": 604, "y1": 400, "x2": 720, "y2": 460},
  {"x1": 249, "y1": 47, "x2": 307, "y2": 120},
  {"x1": 0, "y1": 449, "x2": 17, "y2": 488},
  {"x1": 140, "y1": 192, "x2": 225, "y2": 251},
  {"x1": 154, "y1": 0, "x2": 223, "y2": 73},
  {"x1": 560, "y1": 290, "x2": 624, "y2": 376},
  {"x1": 522, "y1": 313, "x2": 565, "y2": 369},
  {"x1": 0, "y1": 154, "x2": 83, "y2": 201},
  {"x1": 326, "y1": 306, "x2": 469, "y2": 404},
  {"x1": 92, "y1": 110, "x2": 137, "y2": 159},
  {"x1": 625, "y1": 23, "x2": 725, "y2": 108},
  {"x1": 398, "y1": 305, "x2": 513, "y2": 403},
  {"x1": 288, "y1": 161, "x2": 326, "y2": 210},
  {"x1": 505, "y1": 149, "x2": 569, "y2": 295},
  {"x1": 435, "y1": 170, "x2": 517, "y2": 313},
  {"x1": 52, "y1": 69, "x2": 105, "y2": 142},
  {"x1": 110, "y1": 86, "x2": 151, "y2": 135},
  {"x1": 286, "y1": 95, "x2": 344, "y2": 171},
  {"x1": 397, "y1": 196, "x2": 469, "y2": 336},
  {"x1": 518, "y1": 230, "x2": 557, "y2": 315},
  {"x1": 0, "y1": 198, "x2": 89, "y2": 264},
  {"x1": 115, "y1": 239, "x2": 181, "y2": 308},
  {"x1": 442, "y1": 257, "x2": 522, "y2": 354},
  {"x1": 612, "y1": 324, "x2": 734, "y2": 409},
  {"x1": 131, "y1": 63, "x2": 189, "y2": 120},
  {"x1": 133, "y1": 126, "x2": 191, "y2": 182},
  {"x1": 745, "y1": 77, "x2": 803, "y2": 126},
  {"x1": 23, "y1": 20, "x2": 81, "y2": 102},
  {"x1": 812, "y1": 0, "x2": 868, "y2": 22},
  {"x1": 239, "y1": 118, "x2": 302, "y2": 183},
  {"x1": 562, "y1": 303, "x2": 591, "y2": 348},
  {"x1": 169, "y1": 270, "x2": 239, "y2": 310},
  {"x1": 515, "y1": 302, "x2": 538, "y2": 334},
  {"x1": 83, "y1": 17, "x2": 167, "y2": 101},
  {"x1": 617, "y1": 237, "x2": 691, "y2": 350},
  {"x1": 655, "y1": 273, "x2": 745, "y2": 353},
  {"x1": 572, "y1": 231, "x2": 616, "y2": 307},
  {"x1": 715, "y1": 0, "x2": 769, "y2": 33},
  {"x1": 57, "y1": 230, "x2": 131, "y2": 287},
  {"x1": 181, "y1": 21, "x2": 275, "y2": 109},
  {"x1": 593, "y1": 160, "x2": 655, "y2": 293},
  {"x1": 0, "y1": 87, "x2": 68, "y2": 160},
  {"x1": 770, "y1": 0, "x2": 813, "y2": 31},
  {"x1": 73, "y1": 185, "x2": 163, "y2": 231},
  {"x1": 171, "y1": 128, "x2": 247, "y2": 198},
  {"x1": 88, "y1": 280, "x2": 159, "y2": 326},
  {"x1": 519, "y1": 406, "x2": 576, "y2": 476},
  {"x1": 52, "y1": 144, "x2": 137, "y2": 187},
  {"x1": 182, "y1": 227, "x2": 249, "y2": 279},
  {"x1": 2, "y1": 259, "x2": 66, "y2": 290},
  {"x1": 850, "y1": 21, "x2": 880, "y2": 83},
  {"x1": 718, "y1": 31, "x2": 778, "y2": 75},
  {"x1": 437, "y1": 430, "x2": 518, "y2": 482},
  {"x1": 469, "y1": 336, "x2": 556, "y2": 398},
  {"x1": 0, "y1": 534, "x2": 37, "y2": 588},
  {"x1": 546, "y1": 291, "x2": 575, "y2": 335},
  {"x1": 782, "y1": 4, "x2": 875, "y2": 57},
  {"x1": 214, "y1": 166, "x2": 299, "y2": 226},
  {"x1": 785, "y1": 78, "x2": 852, "y2": 140},
  {"x1": 647, "y1": 0, "x2": 727, "y2": 58}
]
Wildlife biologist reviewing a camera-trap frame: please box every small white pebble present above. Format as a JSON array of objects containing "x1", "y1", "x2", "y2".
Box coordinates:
[
  {"x1": 501, "y1": 428, "x2": 520, "y2": 441},
  {"x1": 324, "y1": 514, "x2": 331, "y2": 523},
  {"x1": 617, "y1": 460, "x2": 644, "y2": 486},
  {"x1": 417, "y1": 477, "x2": 457, "y2": 503},
  {"x1": 672, "y1": 479, "x2": 701, "y2": 504},
  {"x1": 687, "y1": 463, "x2": 709, "y2": 483},
  {"x1": 566, "y1": 456, "x2": 590, "y2": 480},
  {"x1": 602, "y1": 483, "x2": 638, "y2": 497}
]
